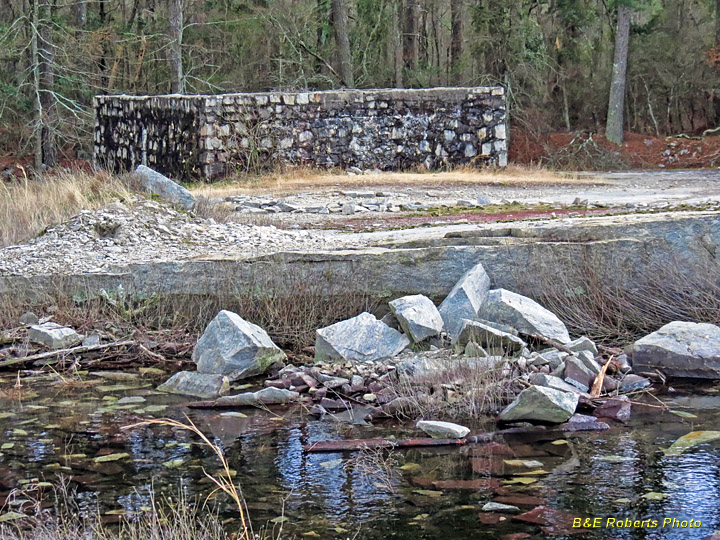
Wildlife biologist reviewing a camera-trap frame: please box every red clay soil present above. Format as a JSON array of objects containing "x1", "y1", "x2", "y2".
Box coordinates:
[{"x1": 511, "y1": 129, "x2": 720, "y2": 169}]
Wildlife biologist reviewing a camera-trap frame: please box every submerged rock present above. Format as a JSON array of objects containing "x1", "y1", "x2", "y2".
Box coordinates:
[
  {"x1": 315, "y1": 312, "x2": 410, "y2": 363},
  {"x1": 593, "y1": 396, "x2": 631, "y2": 423},
  {"x1": 499, "y1": 385, "x2": 578, "y2": 424},
  {"x1": 157, "y1": 371, "x2": 230, "y2": 399},
  {"x1": 438, "y1": 262, "x2": 491, "y2": 340},
  {"x1": 389, "y1": 294, "x2": 444, "y2": 342},
  {"x1": 29, "y1": 322, "x2": 81, "y2": 349},
  {"x1": 481, "y1": 502, "x2": 520, "y2": 513},
  {"x1": 481, "y1": 289, "x2": 571, "y2": 343},
  {"x1": 416, "y1": 420, "x2": 470, "y2": 439},
  {"x1": 631, "y1": 321, "x2": 720, "y2": 379},
  {"x1": 193, "y1": 310, "x2": 287, "y2": 381},
  {"x1": 134, "y1": 165, "x2": 196, "y2": 210},
  {"x1": 212, "y1": 386, "x2": 300, "y2": 407}
]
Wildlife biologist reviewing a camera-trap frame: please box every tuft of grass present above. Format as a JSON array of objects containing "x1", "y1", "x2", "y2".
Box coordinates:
[
  {"x1": 387, "y1": 356, "x2": 516, "y2": 421},
  {"x1": 0, "y1": 168, "x2": 135, "y2": 248},
  {"x1": 123, "y1": 415, "x2": 252, "y2": 540},
  {"x1": 348, "y1": 447, "x2": 399, "y2": 493},
  {"x1": 0, "y1": 478, "x2": 231, "y2": 540}
]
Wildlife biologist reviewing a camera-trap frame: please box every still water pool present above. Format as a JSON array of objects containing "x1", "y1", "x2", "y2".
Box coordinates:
[{"x1": 1, "y1": 372, "x2": 720, "y2": 539}]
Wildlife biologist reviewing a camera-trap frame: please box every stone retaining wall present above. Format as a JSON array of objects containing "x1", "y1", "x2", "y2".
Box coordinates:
[{"x1": 94, "y1": 87, "x2": 507, "y2": 181}]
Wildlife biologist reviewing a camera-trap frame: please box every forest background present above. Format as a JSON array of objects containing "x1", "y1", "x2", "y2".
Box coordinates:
[{"x1": 1, "y1": 0, "x2": 719, "y2": 170}]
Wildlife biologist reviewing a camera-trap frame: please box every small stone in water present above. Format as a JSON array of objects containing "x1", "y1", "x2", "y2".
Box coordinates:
[{"x1": 482, "y1": 502, "x2": 520, "y2": 513}]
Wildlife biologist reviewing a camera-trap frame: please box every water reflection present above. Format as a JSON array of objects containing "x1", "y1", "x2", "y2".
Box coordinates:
[{"x1": 2, "y1": 383, "x2": 720, "y2": 538}]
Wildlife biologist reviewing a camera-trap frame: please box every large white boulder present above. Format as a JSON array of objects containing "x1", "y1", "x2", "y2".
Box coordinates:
[
  {"x1": 389, "y1": 294, "x2": 444, "y2": 342},
  {"x1": 481, "y1": 289, "x2": 571, "y2": 343},
  {"x1": 193, "y1": 310, "x2": 287, "y2": 380},
  {"x1": 438, "y1": 262, "x2": 491, "y2": 340},
  {"x1": 315, "y1": 312, "x2": 410, "y2": 363},
  {"x1": 499, "y1": 385, "x2": 578, "y2": 424},
  {"x1": 632, "y1": 321, "x2": 720, "y2": 378}
]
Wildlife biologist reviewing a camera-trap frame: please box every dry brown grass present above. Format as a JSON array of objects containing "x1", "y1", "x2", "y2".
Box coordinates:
[
  {"x1": 387, "y1": 356, "x2": 516, "y2": 421},
  {"x1": 0, "y1": 168, "x2": 135, "y2": 248},
  {"x1": 190, "y1": 164, "x2": 602, "y2": 198},
  {"x1": 519, "y1": 252, "x2": 720, "y2": 346}
]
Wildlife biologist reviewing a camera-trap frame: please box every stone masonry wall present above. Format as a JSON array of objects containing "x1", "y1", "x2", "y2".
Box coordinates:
[{"x1": 94, "y1": 87, "x2": 507, "y2": 181}]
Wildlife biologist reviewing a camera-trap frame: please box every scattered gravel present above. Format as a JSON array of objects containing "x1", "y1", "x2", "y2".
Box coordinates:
[{"x1": 0, "y1": 197, "x2": 361, "y2": 277}]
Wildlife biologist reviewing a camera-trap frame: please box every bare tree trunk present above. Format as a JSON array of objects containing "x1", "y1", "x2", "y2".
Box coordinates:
[
  {"x1": 606, "y1": 4, "x2": 631, "y2": 146},
  {"x1": 31, "y1": 0, "x2": 42, "y2": 170},
  {"x1": 450, "y1": 0, "x2": 464, "y2": 82},
  {"x1": 316, "y1": 0, "x2": 329, "y2": 77},
  {"x1": 32, "y1": 0, "x2": 56, "y2": 169},
  {"x1": 330, "y1": 0, "x2": 353, "y2": 87},
  {"x1": 403, "y1": 0, "x2": 420, "y2": 71},
  {"x1": 168, "y1": 0, "x2": 184, "y2": 93},
  {"x1": 73, "y1": 0, "x2": 87, "y2": 28},
  {"x1": 393, "y1": 0, "x2": 403, "y2": 87}
]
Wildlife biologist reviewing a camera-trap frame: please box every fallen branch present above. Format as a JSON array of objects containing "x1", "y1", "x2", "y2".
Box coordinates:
[
  {"x1": 305, "y1": 418, "x2": 610, "y2": 453},
  {"x1": 0, "y1": 340, "x2": 135, "y2": 369},
  {"x1": 137, "y1": 343, "x2": 168, "y2": 363},
  {"x1": 304, "y1": 437, "x2": 468, "y2": 452},
  {"x1": 528, "y1": 333, "x2": 574, "y2": 355},
  {"x1": 590, "y1": 355, "x2": 612, "y2": 398}
]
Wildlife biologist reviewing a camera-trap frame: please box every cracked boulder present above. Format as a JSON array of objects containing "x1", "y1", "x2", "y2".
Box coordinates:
[
  {"x1": 498, "y1": 385, "x2": 578, "y2": 424},
  {"x1": 481, "y1": 289, "x2": 571, "y2": 343},
  {"x1": 438, "y1": 262, "x2": 491, "y2": 340},
  {"x1": 631, "y1": 321, "x2": 720, "y2": 379},
  {"x1": 389, "y1": 294, "x2": 444, "y2": 342},
  {"x1": 315, "y1": 312, "x2": 410, "y2": 363},
  {"x1": 193, "y1": 310, "x2": 287, "y2": 381}
]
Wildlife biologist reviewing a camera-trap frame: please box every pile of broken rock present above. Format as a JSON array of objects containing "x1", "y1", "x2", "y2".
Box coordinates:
[{"x1": 157, "y1": 259, "x2": 700, "y2": 429}]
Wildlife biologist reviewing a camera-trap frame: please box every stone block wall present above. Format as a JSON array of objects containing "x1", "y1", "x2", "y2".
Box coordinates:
[{"x1": 94, "y1": 87, "x2": 507, "y2": 181}]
